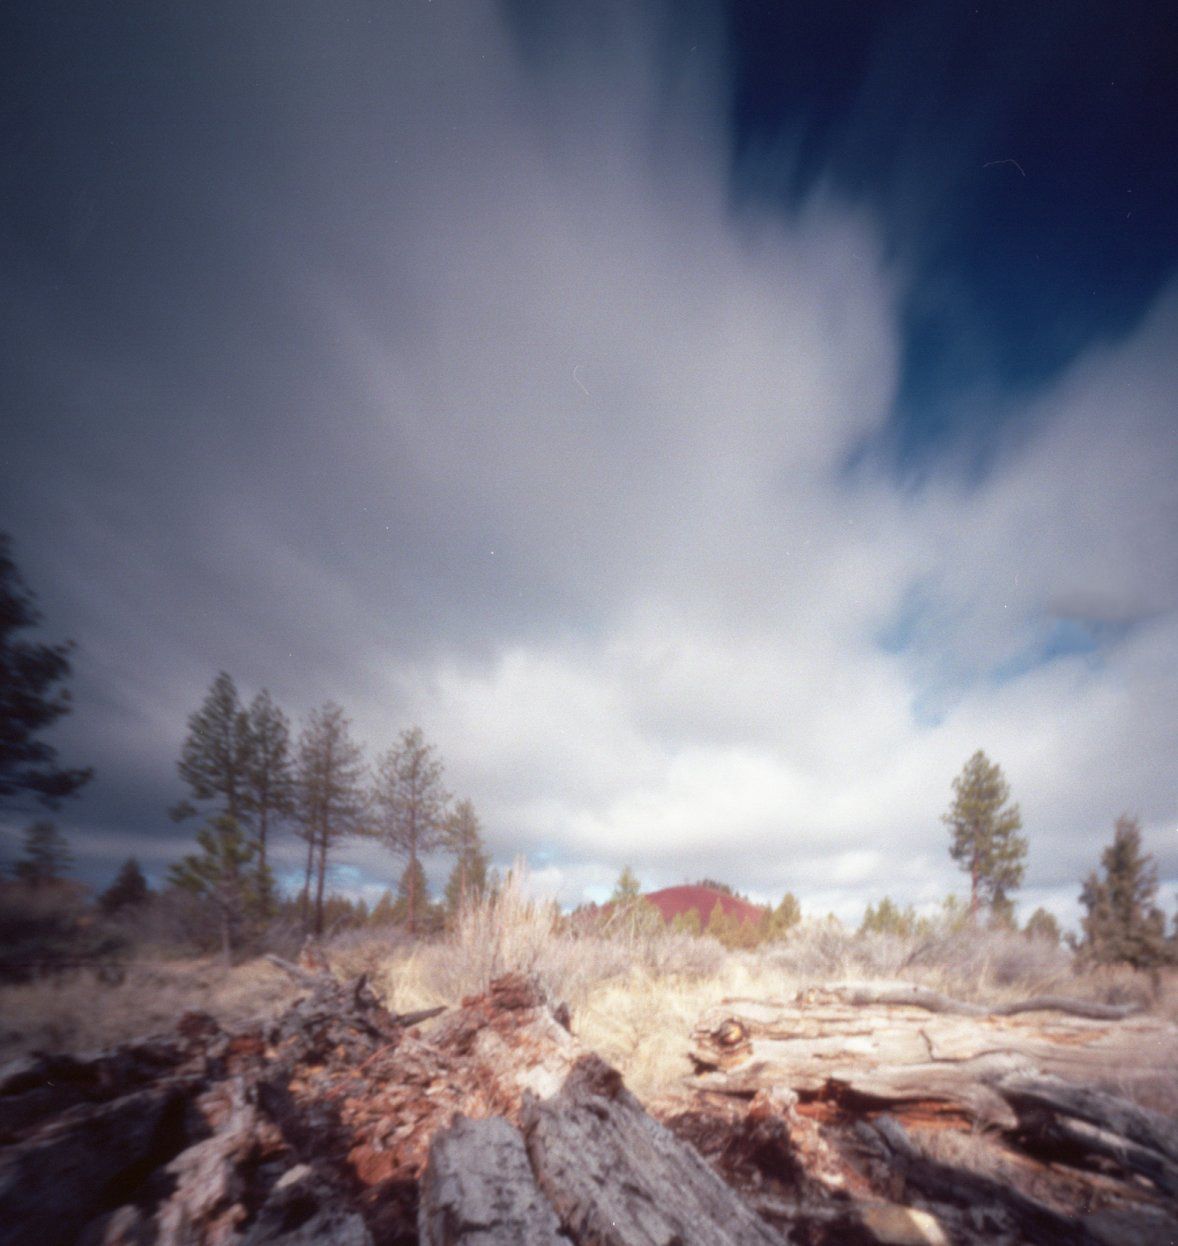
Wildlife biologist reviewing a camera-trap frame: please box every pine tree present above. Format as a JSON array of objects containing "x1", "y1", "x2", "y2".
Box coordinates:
[
  {"x1": 173, "y1": 673, "x2": 253, "y2": 825},
  {"x1": 242, "y1": 689, "x2": 295, "y2": 911},
  {"x1": 13, "y1": 819, "x2": 73, "y2": 887},
  {"x1": 670, "y1": 908, "x2": 702, "y2": 936},
  {"x1": 168, "y1": 815, "x2": 258, "y2": 963},
  {"x1": 295, "y1": 702, "x2": 369, "y2": 936},
  {"x1": 942, "y1": 750, "x2": 1027, "y2": 920},
  {"x1": 1078, "y1": 815, "x2": 1169, "y2": 972},
  {"x1": 611, "y1": 865, "x2": 642, "y2": 904},
  {"x1": 1023, "y1": 907, "x2": 1061, "y2": 945},
  {"x1": 373, "y1": 727, "x2": 450, "y2": 935},
  {"x1": 99, "y1": 857, "x2": 150, "y2": 915},
  {"x1": 860, "y1": 896, "x2": 917, "y2": 937},
  {"x1": 442, "y1": 798, "x2": 489, "y2": 916},
  {"x1": 766, "y1": 891, "x2": 801, "y2": 939},
  {"x1": 0, "y1": 534, "x2": 93, "y2": 809}
]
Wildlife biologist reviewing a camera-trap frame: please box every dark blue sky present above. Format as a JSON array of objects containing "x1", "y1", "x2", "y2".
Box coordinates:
[{"x1": 1, "y1": 1, "x2": 1175, "y2": 922}]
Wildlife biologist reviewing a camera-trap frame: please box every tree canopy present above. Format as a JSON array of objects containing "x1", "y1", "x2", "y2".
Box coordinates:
[
  {"x1": 1077, "y1": 814, "x2": 1169, "y2": 971},
  {"x1": 13, "y1": 819, "x2": 73, "y2": 887},
  {"x1": 295, "y1": 702, "x2": 369, "y2": 936},
  {"x1": 942, "y1": 750, "x2": 1027, "y2": 920},
  {"x1": 0, "y1": 534, "x2": 92, "y2": 809},
  {"x1": 373, "y1": 727, "x2": 450, "y2": 933}
]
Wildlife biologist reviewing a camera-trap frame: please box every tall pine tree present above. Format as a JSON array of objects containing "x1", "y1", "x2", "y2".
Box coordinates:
[
  {"x1": 443, "y1": 798, "x2": 489, "y2": 916},
  {"x1": 0, "y1": 534, "x2": 92, "y2": 809},
  {"x1": 13, "y1": 819, "x2": 73, "y2": 887},
  {"x1": 242, "y1": 689, "x2": 295, "y2": 911},
  {"x1": 1078, "y1": 815, "x2": 1169, "y2": 971},
  {"x1": 173, "y1": 673, "x2": 253, "y2": 825},
  {"x1": 373, "y1": 727, "x2": 450, "y2": 935},
  {"x1": 942, "y1": 750, "x2": 1027, "y2": 921},
  {"x1": 295, "y1": 702, "x2": 368, "y2": 936}
]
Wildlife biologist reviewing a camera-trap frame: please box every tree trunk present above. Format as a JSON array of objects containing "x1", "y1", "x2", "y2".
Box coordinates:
[
  {"x1": 301, "y1": 831, "x2": 315, "y2": 928},
  {"x1": 407, "y1": 849, "x2": 418, "y2": 936},
  {"x1": 314, "y1": 827, "x2": 328, "y2": 937}
]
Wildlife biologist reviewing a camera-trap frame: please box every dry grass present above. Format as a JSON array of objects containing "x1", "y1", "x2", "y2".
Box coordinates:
[
  {"x1": 0, "y1": 958, "x2": 299, "y2": 1061},
  {"x1": 2, "y1": 878, "x2": 1174, "y2": 1114}
]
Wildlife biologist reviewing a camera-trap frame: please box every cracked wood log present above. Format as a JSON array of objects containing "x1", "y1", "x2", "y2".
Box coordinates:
[
  {"x1": 522, "y1": 1053, "x2": 787, "y2": 1246},
  {"x1": 857, "y1": 1114, "x2": 1109, "y2": 1246},
  {"x1": 418, "y1": 1115, "x2": 565, "y2": 1245},
  {"x1": 995, "y1": 1072, "x2": 1178, "y2": 1197},
  {"x1": 689, "y1": 981, "x2": 1178, "y2": 1129}
]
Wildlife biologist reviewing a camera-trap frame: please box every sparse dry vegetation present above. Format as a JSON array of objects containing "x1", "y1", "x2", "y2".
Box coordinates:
[{"x1": 3, "y1": 869, "x2": 1174, "y2": 1111}]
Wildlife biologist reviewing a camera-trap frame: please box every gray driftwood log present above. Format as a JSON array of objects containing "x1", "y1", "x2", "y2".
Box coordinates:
[
  {"x1": 522, "y1": 1054, "x2": 786, "y2": 1246},
  {"x1": 690, "y1": 980, "x2": 1178, "y2": 1127},
  {"x1": 418, "y1": 1055, "x2": 791, "y2": 1246}
]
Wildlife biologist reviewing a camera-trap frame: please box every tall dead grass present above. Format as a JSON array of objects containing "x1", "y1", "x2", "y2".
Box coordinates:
[{"x1": 3, "y1": 875, "x2": 1173, "y2": 1108}]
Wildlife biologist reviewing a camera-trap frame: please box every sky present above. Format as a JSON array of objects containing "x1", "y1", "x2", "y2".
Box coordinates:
[{"x1": 1, "y1": 0, "x2": 1176, "y2": 930}]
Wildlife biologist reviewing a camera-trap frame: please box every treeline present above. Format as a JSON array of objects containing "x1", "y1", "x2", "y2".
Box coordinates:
[{"x1": 163, "y1": 672, "x2": 490, "y2": 957}]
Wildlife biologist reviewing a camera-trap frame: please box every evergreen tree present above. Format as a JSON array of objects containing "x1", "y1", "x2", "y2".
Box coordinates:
[
  {"x1": 99, "y1": 857, "x2": 150, "y2": 915},
  {"x1": 1078, "y1": 815, "x2": 1169, "y2": 971},
  {"x1": 670, "y1": 908, "x2": 702, "y2": 935},
  {"x1": 860, "y1": 896, "x2": 918, "y2": 937},
  {"x1": 13, "y1": 819, "x2": 73, "y2": 887},
  {"x1": 168, "y1": 815, "x2": 259, "y2": 963},
  {"x1": 611, "y1": 865, "x2": 642, "y2": 904},
  {"x1": 1023, "y1": 907, "x2": 1061, "y2": 945},
  {"x1": 942, "y1": 750, "x2": 1027, "y2": 920},
  {"x1": 443, "y1": 798, "x2": 489, "y2": 915},
  {"x1": 373, "y1": 727, "x2": 450, "y2": 935},
  {"x1": 0, "y1": 534, "x2": 93, "y2": 809},
  {"x1": 173, "y1": 673, "x2": 253, "y2": 825},
  {"x1": 242, "y1": 689, "x2": 295, "y2": 910},
  {"x1": 767, "y1": 891, "x2": 802, "y2": 939},
  {"x1": 295, "y1": 702, "x2": 369, "y2": 936}
]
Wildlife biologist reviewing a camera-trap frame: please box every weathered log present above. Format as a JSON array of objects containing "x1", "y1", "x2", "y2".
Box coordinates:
[
  {"x1": 689, "y1": 983, "x2": 1178, "y2": 1124},
  {"x1": 799, "y1": 981, "x2": 1142, "y2": 1020},
  {"x1": 264, "y1": 952, "x2": 445, "y2": 1029},
  {"x1": 0, "y1": 1083, "x2": 189, "y2": 1246},
  {"x1": 522, "y1": 1053, "x2": 787, "y2": 1246},
  {"x1": 857, "y1": 1114, "x2": 1107, "y2": 1246},
  {"x1": 996, "y1": 1072, "x2": 1178, "y2": 1195},
  {"x1": 418, "y1": 1115, "x2": 565, "y2": 1245}
]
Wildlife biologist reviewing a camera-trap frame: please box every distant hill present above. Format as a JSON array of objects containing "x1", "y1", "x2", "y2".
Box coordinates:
[{"x1": 643, "y1": 885, "x2": 767, "y2": 928}]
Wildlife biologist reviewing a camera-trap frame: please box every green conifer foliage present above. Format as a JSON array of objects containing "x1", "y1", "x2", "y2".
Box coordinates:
[
  {"x1": 373, "y1": 727, "x2": 450, "y2": 935},
  {"x1": 443, "y1": 798, "x2": 489, "y2": 916},
  {"x1": 1078, "y1": 815, "x2": 1169, "y2": 971},
  {"x1": 168, "y1": 815, "x2": 259, "y2": 963},
  {"x1": 0, "y1": 534, "x2": 92, "y2": 809},
  {"x1": 13, "y1": 819, "x2": 73, "y2": 887},
  {"x1": 99, "y1": 857, "x2": 150, "y2": 915},
  {"x1": 942, "y1": 750, "x2": 1027, "y2": 920}
]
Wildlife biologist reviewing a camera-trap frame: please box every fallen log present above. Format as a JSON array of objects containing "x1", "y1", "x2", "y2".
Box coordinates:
[
  {"x1": 996, "y1": 1072, "x2": 1178, "y2": 1196},
  {"x1": 522, "y1": 1053, "x2": 786, "y2": 1246},
  {"x1": 798, "y1": 981, "x2": 1142, "y2": 1020},
  {"x1": 689, "y1": 980, "x2": 1178, "y2": 1123},
  {"x1": 857, "y1": 1114, "x2": 1108, "y2": 1246},
  {"x1": 418, "y1": 1115, "x2": 565, "y2": 1245}
]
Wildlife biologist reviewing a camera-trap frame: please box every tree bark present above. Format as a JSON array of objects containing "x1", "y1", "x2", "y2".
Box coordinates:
[
  {"x1": 419, "y1": 1115, "x2": 565, "y2": 1245},
  {"x1": 521, "y1": 1054, "x2": 785, "y2": 1246}
]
